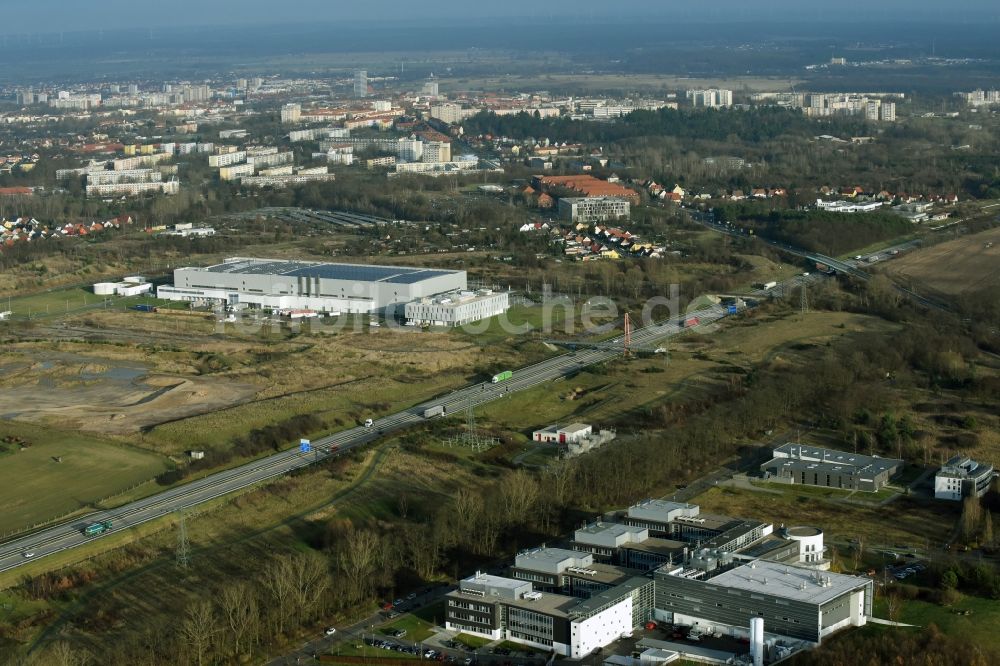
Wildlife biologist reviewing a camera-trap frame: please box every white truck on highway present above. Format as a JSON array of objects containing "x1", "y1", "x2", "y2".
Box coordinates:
[{"x1": 422, "y1": 405, "x2": 446, "y2": 419}]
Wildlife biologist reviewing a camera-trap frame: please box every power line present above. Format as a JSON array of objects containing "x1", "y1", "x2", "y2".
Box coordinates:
[{"x1": 176, "y1": 511, "x2": 190, "y2": 570}]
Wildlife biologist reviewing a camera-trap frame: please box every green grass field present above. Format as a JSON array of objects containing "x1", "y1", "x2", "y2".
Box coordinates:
[
  {"x1": 2, "y1": 284, "x2": 189, "y2": 321},
  {"x1": 0, "y1": 421, "x2": 169, "y2": 534},
  {"x1": 872, "y1": 594, "x2": 1000, "y2": 653},
  {"x1": 454, "y1": 633, "x2": 492, "y2": 649},
  {"x1": 381, "y1": 614, "x2": 436, "y2": 642}
]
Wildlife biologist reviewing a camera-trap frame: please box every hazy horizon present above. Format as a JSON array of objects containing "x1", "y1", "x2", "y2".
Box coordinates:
[{"x1": 2, "y1": 0, "x2": 998, "y2": 33}]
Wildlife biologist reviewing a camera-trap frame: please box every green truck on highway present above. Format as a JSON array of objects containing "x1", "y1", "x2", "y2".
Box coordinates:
[
  {"x1": 491, "y1": 370, "x2": 513, "y2": 384},
  {"x1": 83, "y1": 520, "x2": 112, "y2": 537}
]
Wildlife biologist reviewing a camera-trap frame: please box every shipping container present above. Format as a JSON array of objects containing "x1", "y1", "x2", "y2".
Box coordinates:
[
  {"x1": 726, "y1": 305, "x2": 738, "y2": 315},
  {"x1": 684, "y1": 317, "x2": 700, "y2": 328},
  {"x1": 131, "y1": 304, "x2": 157, "y2": 313},
  {"x1": 491, "y1": 370, "x2": 513, "y2": 384}
]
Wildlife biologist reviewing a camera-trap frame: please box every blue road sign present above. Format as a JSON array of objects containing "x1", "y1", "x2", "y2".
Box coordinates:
[{"x1": 300, "y1": 439, "x2": 312, "y2": 453}]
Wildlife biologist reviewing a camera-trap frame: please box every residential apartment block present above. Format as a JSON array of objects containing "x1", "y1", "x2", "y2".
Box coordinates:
[{"x1": 558, "y1": 196, "x2": 631, "y2": 223}]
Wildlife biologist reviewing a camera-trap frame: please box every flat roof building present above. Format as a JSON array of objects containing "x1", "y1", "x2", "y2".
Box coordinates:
[
  {"x1": 157, "y1": 257, "x2": 467, "y2": 315},
  {"x1": 573, "y1": 522, "x2": 687, "y2": 571},
  {"x1": 446, "y1": 572, "x2": 653, "y2": 658},
  {"x1": 403, "y1": 289, "x2": 510, "y2": 327},
  {"x1": 620, "y1": 500, "x2": 772, "y2": 553},
  {"x1": 761, "y1": 444, "x2": 902, "y2": 493},
  {"x1": 532, "y1": 423, "x2": 593, "y2": 444},
  {"x1": 510, "y1": 547, "x2": 644, "y2": 600},
  {"x1": 654, "y1": 559, "x2": 873, "y2": 645},
  {"x1": 935, "y1": 455, "x2": 996, "y2": 501},
  {"x1": 558, "y1": 196, "x2": 631, "y2": 223}
]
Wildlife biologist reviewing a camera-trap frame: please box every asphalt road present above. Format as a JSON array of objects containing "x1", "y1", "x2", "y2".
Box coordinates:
[
  {"x1": 0, "y1": 295, "x2": 774, "y2": 574},
  {"x1": 691, "y1": 211, "x2": 948, "y2": 311}
]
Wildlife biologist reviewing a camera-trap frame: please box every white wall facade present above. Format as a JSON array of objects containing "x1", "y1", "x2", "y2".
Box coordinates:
[{"x1": 570, "y1": 597, "x2": 633, "y2": 658}]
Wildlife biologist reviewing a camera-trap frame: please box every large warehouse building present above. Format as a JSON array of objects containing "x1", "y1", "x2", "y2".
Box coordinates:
[{"x1": 157, "y1": 257, "x2": 500, "y2": 318}]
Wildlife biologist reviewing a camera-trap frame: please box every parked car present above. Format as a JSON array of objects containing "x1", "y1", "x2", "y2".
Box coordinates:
[{"x1": 325, "y1": 627, "x2": 337, "y2": 636}]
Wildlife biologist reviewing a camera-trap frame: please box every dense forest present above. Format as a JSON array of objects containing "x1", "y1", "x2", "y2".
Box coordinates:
[
  {"x1": 462, "y1": 107, "x2": 868, "y2": 144},
  {"x1": 714, "y1": 205, "x2": 915, "y2": 256}
]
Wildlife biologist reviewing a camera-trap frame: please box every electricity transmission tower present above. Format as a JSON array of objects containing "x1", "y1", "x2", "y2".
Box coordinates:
[
  {"x1": 623, "y1": 312, "x2": 633, "y2": 357},
  {"x1": 446, "y1": 394, "x2": 499, "y2": 452},
  {"x1": 800, "y1": 282, "x2": 809, "y2": 314},
  {"x1": 176, "y1": 512, "x2": 191, "y2": 569}
]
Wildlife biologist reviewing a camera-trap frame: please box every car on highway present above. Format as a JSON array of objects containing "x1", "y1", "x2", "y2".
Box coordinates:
[
  {"x1": 364, "y1": 419, "x2": 374, "y2": 428},
  {"x1": 325, "y1": 627, "x2": 337, "y2": 636},
  {"x1": 22, "y1": 551, "x2": 34, "y2": 558}
]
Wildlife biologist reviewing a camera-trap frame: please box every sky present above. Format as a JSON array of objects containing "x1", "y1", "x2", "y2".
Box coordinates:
[{"x1": 1, "y1": 0, "x2": 997, "y2": 32}]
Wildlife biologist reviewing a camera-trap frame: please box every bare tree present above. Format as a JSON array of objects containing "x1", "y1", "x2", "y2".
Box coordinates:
[
  {"x1": 407, "y1": 523, "x2": 442, "y2": 580},
  {"x1": 261, "y1": 555, "x2": 295, "y2": 635},
  {"x1": 884, "y1": 587, "x2": 903, "y2": 625},
  {"x1": 220, "y1": 582, "x2": 258, "y2": 660},
  {"x1": 291, "y1": 551, "x2": 332, "y2": 623},
  {"x1": 397, "y1": 493, "x2": 409, "y2": 519},
  {"x1": 34, "y1": 641, "x2": 90, "y2": 666},
  {"x1": 338, "y1": 528, "x2": 380, "y2": 605},
  {"x1": 452, "y1": 487, "x2": 484, "y2": 539},
  {"x1": 961, "y1": 497, "x2": 983, "y2": 542},
  {"x1": 498, "y1": 470, "x2": 540, "y2": 526},
  {"x1": 850, "y1": 537, "x2": 865, "y2": 572},
  {"x1": 180, "y1": 599, "x2": 216, "y2": 666}
]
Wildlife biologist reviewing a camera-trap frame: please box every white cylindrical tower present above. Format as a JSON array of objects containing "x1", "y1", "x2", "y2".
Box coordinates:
[
  {"x1": 750, "y1": 617, "x2": 764, "y2": 666},
  {"x1": 785, "y1": 526, "x2": 824, "y2": 564}
]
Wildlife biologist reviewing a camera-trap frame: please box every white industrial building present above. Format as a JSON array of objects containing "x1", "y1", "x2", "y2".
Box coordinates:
[
  {"x1": 403, "y1": 290, "x2": 510, "y2": 326},
  {"x1": 157, "y1": 257, "x2": 477, "y2": 316},
  {"x1": 93, "y1": 276, "x2": 153, "y2": 297},
  {"x1": 532, "y1": 423, "x2": 593, "y2": 444}
]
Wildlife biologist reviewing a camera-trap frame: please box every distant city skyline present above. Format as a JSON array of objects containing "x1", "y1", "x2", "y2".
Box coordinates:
[{"x1": 1, "y1": 0, "x2": 997, "y2": 32}]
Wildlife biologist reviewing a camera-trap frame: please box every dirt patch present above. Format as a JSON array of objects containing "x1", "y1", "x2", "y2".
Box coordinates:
[
  {"x1": 0, "y1": 351, "x2": 256, "y2": 436},
  {"x1": 885, "y1": 227, "x2": 1000, "y2": 295}
]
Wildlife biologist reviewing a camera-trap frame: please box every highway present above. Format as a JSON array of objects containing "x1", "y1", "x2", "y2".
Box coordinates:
[
  {"x1": 0, "y1": 295, "x2": 775, "y2": 574},
  {"x1": 690, "y1": 210, "x2": 951, "y2": 311}
]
